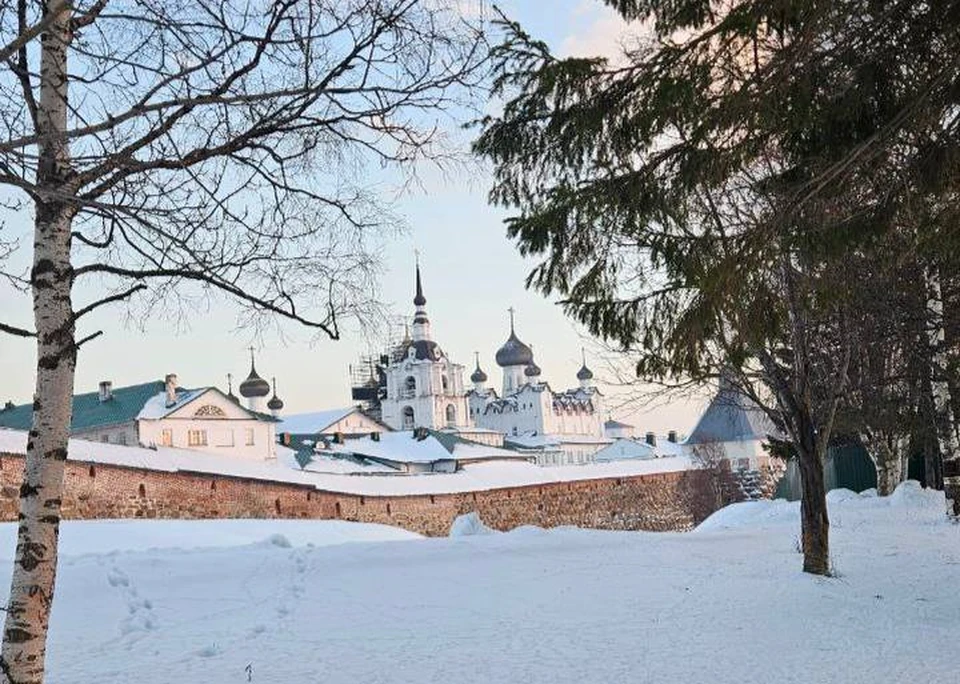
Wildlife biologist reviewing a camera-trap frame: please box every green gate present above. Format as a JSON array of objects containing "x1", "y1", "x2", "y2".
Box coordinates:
[{"x1": 774, "y1": 443, "x2": 878, "y2": 501}]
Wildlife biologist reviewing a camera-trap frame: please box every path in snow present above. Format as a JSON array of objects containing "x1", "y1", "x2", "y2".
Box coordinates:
[{"x1": 0, "y1": 484, "x2": 956, "y2": 683}]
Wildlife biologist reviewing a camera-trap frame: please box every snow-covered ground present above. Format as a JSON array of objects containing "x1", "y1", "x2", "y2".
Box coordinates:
[{"x1": 2, "y1": 482, "x2": 957, "y2": 683}]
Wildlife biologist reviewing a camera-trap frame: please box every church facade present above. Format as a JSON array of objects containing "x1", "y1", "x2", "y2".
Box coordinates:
[
  {"x1": 378, "y1": 265, "x2": 470, "y2": 432},
  {"x1": 466, "y1": 315, "x2": 608, "y2": 463},
  {"x1": 371, "y1": 265, "x2": 609, "y2": 463}
]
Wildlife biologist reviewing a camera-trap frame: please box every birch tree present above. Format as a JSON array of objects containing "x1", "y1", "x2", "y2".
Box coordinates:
[{"x1": 0, "y1": 1, "x2": 486, "y2": 681}]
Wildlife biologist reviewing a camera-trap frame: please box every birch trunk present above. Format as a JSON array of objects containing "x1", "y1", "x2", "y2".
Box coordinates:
[
  {"x1": 926, "y1": 269, "x2": 960, "y2": 514},
  {"x1": 0, "y1": 4, "x2": 76, "y2": 682},
  {"x1": 866, "y1": 436, "x2": 904, "y2": 497}
]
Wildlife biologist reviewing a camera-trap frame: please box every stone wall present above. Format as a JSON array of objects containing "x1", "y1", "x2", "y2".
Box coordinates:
[{"x1": 0, "y1": 452, "x2": 720, "y2": 536}]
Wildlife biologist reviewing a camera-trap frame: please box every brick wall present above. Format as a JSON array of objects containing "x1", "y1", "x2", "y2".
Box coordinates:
[{"x1": 0, "y1": 452, "x2": 721, "y2": 536}]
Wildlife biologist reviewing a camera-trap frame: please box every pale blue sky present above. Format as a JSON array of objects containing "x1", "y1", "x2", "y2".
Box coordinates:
[{"x1": 0, "y1": 1, "x2": 705, "y2": 434}]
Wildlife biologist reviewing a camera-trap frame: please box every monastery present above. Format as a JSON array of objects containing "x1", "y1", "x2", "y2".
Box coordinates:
[{"x1": 351, "y1": 264, "x2": 611, "y2": 464}]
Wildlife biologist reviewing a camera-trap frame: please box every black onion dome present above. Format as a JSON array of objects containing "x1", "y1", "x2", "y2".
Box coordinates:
[
  {"x1": 525, "y1": 362, "x2": 541, "y2": 378},
  {"x1": 267, "y1": 377, "x2": 284, "y2": 410},
  {"x1": 471, "y1": 365, "x2": 488, "y2": 383},
  {"x1": 495, "y1": 332, "x2": 534, "y2": 367},
  {"x1": 406, "y1": 339, "x2": 443, "y2": 361},
  {"x1": 239, "y1": 359, "x2": 271, "y2": 398},
  {"x1": 576, "y1": 364, "x2": 594, "y2": 381}
]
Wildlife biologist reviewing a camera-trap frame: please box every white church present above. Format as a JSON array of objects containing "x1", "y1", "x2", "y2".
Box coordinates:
[{"x1": 376, "y1": 265, "x2": 610, "y2": 463}]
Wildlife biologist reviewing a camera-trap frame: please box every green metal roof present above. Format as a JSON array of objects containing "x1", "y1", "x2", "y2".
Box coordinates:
[{"x1": 0, "y1": 380, "x2": 177, "y2": 433}]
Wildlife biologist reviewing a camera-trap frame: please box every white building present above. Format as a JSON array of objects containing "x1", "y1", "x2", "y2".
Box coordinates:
[
  {"x1": 0, "y1": 373, "x2": 278, "y2": 460},
  {"x1": 278, "y1": 406, "x2": 388, "y2": 438},
  {"x1": 467, "y1": 316, "x2": 609, "y2": 464},
  {"x1": 379, "y1": 264, "x2": 471, "y2": 431}
]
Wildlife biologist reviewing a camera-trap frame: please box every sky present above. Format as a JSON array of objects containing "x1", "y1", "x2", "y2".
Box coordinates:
[{"x1": 0, "y1": 0, "x2": 707, "y2": 434}]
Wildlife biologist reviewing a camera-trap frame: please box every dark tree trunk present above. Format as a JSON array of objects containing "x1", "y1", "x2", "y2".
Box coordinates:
[
  {"x1": 918, "y1": 371, "x2": 944, "y2": 490},
  {"x1": 797, "y1": 414, "x2": 830, "y2": 575}
]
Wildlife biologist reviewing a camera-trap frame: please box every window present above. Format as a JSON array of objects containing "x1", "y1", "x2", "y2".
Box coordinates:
[
  {"x1": 442, "y1": 375, "x2": 449, "y2": 392},
  {"x1": 445, "y1": 404, "x2": 457, "y2": 427},
  {"x1": 117, "y1": 433, "x2": 127, "y2": 446},
  {"x1": 159, "y1": 429, "x2": 173, "y2": 447},
  {"x1": 402, "y1": 406, "x2": 415, "y2": 430},
  {"x1": 194, "y1": 404, "x2": 227, "y2": 418},
  {"x1": 187, "y1": 429, "x2": 208, "y2": 447},
  {"x1": 245, "y1": 428, "x2": 255, "y2": 446},
  {"x1": 100, "y1": 434, "x2": 109, "y2": 443},
  {"x1": 402, "y1": 376, "x2": 416, "y2": 399}
]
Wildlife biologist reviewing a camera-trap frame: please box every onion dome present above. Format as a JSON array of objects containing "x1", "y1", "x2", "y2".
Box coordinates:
[
  {"x1": 267, "y1": 377, "x2": 284, "y2": 411},
  {"x1": 470, "y1": 352, "x2": 488, "y2": 383},
  {"x1": 405, "y1": 339, "x2": 443, "y2": 361},
  {"x1": 576, "y1": 347, "x2": 594, "y2": 381},
  {"x1": 524, "y1": 361, "x2": 541, "y2": 378},
  {"x1": 495, "y1": 308, "x2": 534, "y2": 367},
  {"x1": 239, "y1": 348, "x2": 270, "y2": 398}
]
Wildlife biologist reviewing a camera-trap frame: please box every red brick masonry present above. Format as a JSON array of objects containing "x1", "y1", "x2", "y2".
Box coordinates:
[{"x1": 0, "y1": 453, "x2": 721, "y2": 536}]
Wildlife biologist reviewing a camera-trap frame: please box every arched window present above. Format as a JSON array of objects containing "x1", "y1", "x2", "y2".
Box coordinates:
[
  {"x1": 403, "y1": 376, "x2": 416, "y2": 398},
  {"x1": 402, "y1": 406, "x2": 415, "y2": 429},
  {"x1": 445, "y1": 404, "x2": 457, "y2": 427},
  {"x1": 194, "y1": 404, "x2": 227, "y2": 418},
  {"x1": 441, "y1": 375, "x2": 449, "y2": 392}
]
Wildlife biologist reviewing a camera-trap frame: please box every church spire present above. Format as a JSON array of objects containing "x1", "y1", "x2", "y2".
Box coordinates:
[
  {"x1": 414, "y1": 257, "x2": 426, "y2": 307},
  {"x1": 411, "y1": 257, "x2": 432, "y2": 342}
]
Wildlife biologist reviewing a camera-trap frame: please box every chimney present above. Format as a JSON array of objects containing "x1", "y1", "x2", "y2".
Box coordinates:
[
  {"x1": 667, "y1": 430, "x2": 678, "y2": 444},
  {"x1": 164, "y1": 374, "x2": 178, "y2": 407},
  {"x1": 645, "y1": 431, "x2": 657, "y2": 447},
  {"x1": 371, "y1": 431, "x2": 381, "y2": 442},
  {"x1": 98, "y1": 381, "x2": 113, "y2": 403}
]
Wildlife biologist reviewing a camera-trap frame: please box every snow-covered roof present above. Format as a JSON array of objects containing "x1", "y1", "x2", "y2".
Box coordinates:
[
  {"x1": 504, "y1": 434, "x2": 562, "y2": 450},
  {"x1": 594, "y1": 439, "x2": 655, "y2": 462},
  {"x1": 0, "y1": 428, "x2": 693, "y2": 496},
  {"x1": 136, "y1": 388, "x2": 209, "y2": 420},
  {"x1": 278, "y1": 407, "x2": 359, "y2": 435},
  {"x1": 505, "y1": 433, "x2": 611, "y2": 450},
  {"x1": 326, "y1": 430, "x2": 529, "y2": 465}
]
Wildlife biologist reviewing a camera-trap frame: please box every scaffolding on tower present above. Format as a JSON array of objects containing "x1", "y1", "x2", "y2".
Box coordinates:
[{"x1": 349, "y1": 324, "x2": 408, "y2": 422}]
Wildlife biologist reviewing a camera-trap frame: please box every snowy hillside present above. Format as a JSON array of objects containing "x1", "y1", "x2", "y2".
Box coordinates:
[{"x1": 2, "y1": 483, "x2": 957, "y2": 683}]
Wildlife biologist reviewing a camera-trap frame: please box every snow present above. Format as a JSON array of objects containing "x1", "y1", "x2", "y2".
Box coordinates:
[
  {"x1": 136, "y1": 389, "x2": 206, "y2": 420},
  {"x1": 449, "y1": 512, "x2": 496, "y2": 537},
  {"x1": 0, "y1": 427, "x2": 693, "y2": 495},
  {"x1": 277, "y1": 408, "x2": 355, "y2": 434},
  {"x1": 0, "y1": 519, "x2": 419, "y2": 558},
  {"x1": 4, "y1": 481, "x2": 956, "y2": 683},
  {"x1": 328, "y1": 430, "x2": 456, "y2": 463}
]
